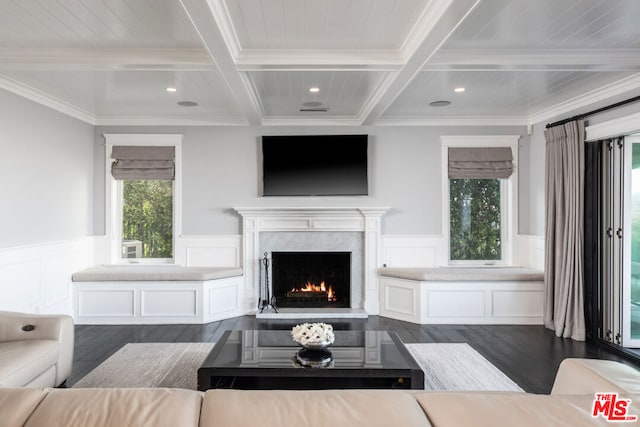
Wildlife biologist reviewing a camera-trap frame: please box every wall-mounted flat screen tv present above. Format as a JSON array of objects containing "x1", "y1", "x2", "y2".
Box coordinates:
[{"x1": 262, "y1": 134, "x2": 368, "y2": 196}]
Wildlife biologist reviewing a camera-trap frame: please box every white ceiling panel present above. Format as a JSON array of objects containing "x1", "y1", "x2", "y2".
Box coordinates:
[
  {"x1": 383, "y1": 70, "x2": 637, "y2": 118},
  {"x1": 0, "y1": 69, "x2": 246, "y2": 120},
  {"x1": 0, "y1": 0, "x2": 202, "y2": 48},
  {"x1": 225, "y1": 0, "x2": 426, "y2": 50},
  {"x1": 248, "y1": 70, "x2": 389, "y2": 117},
  {"x1": 446, "y1": 0, "x2": 640, "y2": 49}
]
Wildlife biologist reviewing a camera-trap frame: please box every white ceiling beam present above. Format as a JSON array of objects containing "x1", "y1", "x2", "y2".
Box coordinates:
[
  {"x1": 179, "y1": 0, "x2": 262, "y2": 125},
  {"x1": 361, "y1": 0, "x2": 481, "y2": 125},
  {"x1": 426, "y1": 48, "x2": 640, "y2": 71},
  {"x1": 0, "y1": 48, "x2": 215, "y2": 71},
  {"x1": 235, "y1": 49, "x2": 403, "y2": 71}
]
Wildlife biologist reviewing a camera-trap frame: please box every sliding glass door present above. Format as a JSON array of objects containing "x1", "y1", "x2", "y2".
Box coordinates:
[
  {"x1": 586, "y1": 135, "x2": 640, "y2": 349},
  {"x1": 624, "y1": 136, "x2": 640, "y2": 347}
]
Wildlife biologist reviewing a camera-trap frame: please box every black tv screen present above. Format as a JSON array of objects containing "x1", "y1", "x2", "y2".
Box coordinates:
[{"x1": 262, "y1": 134, "x2": 368, "y2": 196}]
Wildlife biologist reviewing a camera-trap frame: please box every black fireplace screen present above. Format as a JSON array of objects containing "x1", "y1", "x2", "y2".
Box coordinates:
[{"x1": 271, "y1": 252, "x2": 351, "y2": 308}]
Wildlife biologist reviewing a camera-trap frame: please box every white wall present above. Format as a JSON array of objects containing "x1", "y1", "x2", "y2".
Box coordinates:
[
  {"x1": 0, "y1": 88, "x2": 95, "y2": 314},
  {"x1": 0, "y1": 89, "x2": 95, "y2": 248},
  {"x1": 94, "y1": 125, "x2": 532, "y2": 236}
]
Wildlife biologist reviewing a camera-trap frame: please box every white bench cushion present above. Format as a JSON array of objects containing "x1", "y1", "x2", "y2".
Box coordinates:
[
  {"x1": 72, "y1": 265, "x2": 243, "y2": 282},
  {"x1": 379, "y1": 267, "x2": 543, "y2": 282}
]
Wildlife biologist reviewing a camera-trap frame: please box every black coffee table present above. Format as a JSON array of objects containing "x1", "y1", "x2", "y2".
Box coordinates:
[{"x1": 197, "y1": 330, "x2": 424, "y2": 390}]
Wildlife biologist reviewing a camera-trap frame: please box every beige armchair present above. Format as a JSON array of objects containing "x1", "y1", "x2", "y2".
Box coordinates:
[{"x1": 0, "y1": 311, "x2": 74, "y2": 387}]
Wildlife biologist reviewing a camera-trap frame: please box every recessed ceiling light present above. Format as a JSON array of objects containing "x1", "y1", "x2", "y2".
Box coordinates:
[
  {"x1": 177, "y1": 101, "x2": 198, "y2": 107},
  {"x1": 302, "y1": 101, "x2": 323, "y2": 107},
  {"x1": 429, "y1": 100, "x2": 451, "y2": 107},
  {"x1": 309, "y1": 87, "x2": 320, "y2": 93},
  {"x1": 166, "y1": 87, "x2": 177, "y2": 93},
  {"x1": 454, "y1": 87, "x2": 465, "y2": 93}
]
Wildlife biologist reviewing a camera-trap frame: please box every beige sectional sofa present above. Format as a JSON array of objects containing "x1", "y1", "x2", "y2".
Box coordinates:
[
  {"x1": 1, "y1": 358, "x2": 639, "y2": 426},
  {"x1": 0, "y1": 311, "x2": 74, "y2": 388}
]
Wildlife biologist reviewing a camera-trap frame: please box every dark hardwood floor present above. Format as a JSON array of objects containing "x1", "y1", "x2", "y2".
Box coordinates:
[{"x1": 70, "y1": 316, "x2": 634, "y2": 394}]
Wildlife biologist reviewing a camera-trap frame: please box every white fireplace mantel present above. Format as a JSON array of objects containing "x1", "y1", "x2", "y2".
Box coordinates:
[{"x1": 233, "y1": 206, "x2": 390, "y2": 315}]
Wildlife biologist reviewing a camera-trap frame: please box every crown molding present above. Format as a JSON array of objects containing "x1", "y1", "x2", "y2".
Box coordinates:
[
  {"x1": 0, "y1": 74, "x2": 96, "y2": 124},
  {"x1": 527, "y1": 73, "x2": 640, "y2": 126},
  {"x1": 95, "y1": 114, "x2": 248, "y2": 126}
]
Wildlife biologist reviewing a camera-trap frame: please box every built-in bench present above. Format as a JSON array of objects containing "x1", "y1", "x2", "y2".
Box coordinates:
[
  {"x1": 72, "y1": 265, "x2": 244, "y2": 325},
  {"x1": 378, "y1": 267, "x2": 544, "y2": 325}
]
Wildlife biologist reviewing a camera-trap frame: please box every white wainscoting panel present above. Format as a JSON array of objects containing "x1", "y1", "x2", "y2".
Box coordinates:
[
  {"x1": 383, "y1": 281, "x2": 418, "y2": 317},
  {"x1": 0, "y1": 237, "x2": 96, "y2": 315},
  {"x1": 491, "y1": 289, "x2": 545, "y2": 318},
  {"x1": 427, "y1": 290, "x2": 486, "y2": 318},
  {"x1": 78, "y1": 289, "x2": 135, "y2": 317},
  {"x1": 379, "y1": 276, "x2": 544, "y2": 324},
  {"x1": 176, "y1": 235, "x2": 241, "y2": 267},
  {"x1": 73, "y1": 275, "x2": 243, "y2": 324},
  {"x1": 207, "y1": 278, "x2": 242, "y2": 321},
  {"x1": 141, "y1": 289, "x2": 198, "y2": 317},
  {"x1": 382, "y1": 235, "x2": 445, "y2": 268}
]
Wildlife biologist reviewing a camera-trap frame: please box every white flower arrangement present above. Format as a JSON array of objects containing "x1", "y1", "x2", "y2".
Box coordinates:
[{"x1": 291, "y1": 322, "x2": 335, "y2": 346}]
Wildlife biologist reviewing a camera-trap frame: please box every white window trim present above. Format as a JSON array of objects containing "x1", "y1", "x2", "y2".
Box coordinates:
[
  {"x1": 440, "y1": 135, "x2": 520, "y2": 266},
  {"x1": 104, "y1": 134, "x2": 183, "y2": 264}
]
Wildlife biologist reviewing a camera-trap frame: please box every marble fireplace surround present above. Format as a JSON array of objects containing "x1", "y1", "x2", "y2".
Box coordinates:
[{"x1": 234, "y1": 207, "x2": 389, "y2": 316}]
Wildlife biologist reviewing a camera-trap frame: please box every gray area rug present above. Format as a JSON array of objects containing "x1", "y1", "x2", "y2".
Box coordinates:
[
  {"x1": 73, "y1": 342, "x2": 522, "y2": 392},
  {"x1": 73, "y1": 342, "x2": 215, "y2": 390},
  {"x1": 405, "y1": 343, "x2": 523, "y2": 392}
]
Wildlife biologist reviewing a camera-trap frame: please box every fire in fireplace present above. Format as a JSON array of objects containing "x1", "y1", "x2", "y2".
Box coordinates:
[{"x1": 272, "y1": 252, "x2": 350, "y2": 308}]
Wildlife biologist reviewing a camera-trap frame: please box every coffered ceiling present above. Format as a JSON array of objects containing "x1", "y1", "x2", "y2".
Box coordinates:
[{"x1": 1, "y1": 0, "x2": 639, "y2": 126}]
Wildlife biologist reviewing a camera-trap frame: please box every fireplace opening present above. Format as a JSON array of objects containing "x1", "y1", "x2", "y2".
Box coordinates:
[{"x1": 272, "y1": 252, "x2": 350, "y2": 308}]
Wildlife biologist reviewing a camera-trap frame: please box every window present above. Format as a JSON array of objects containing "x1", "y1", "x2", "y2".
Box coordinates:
[
  {"x1": 121, "y1": 180, "x2": 173, "y2": 259},
  {"x1": 441, "y1": 136, "x2": 519, "y2": 265},
  {"x1": 104, "y1": 134, "x2": 182, "y2": 264},
  {"x1": 449, "y1": 178, "x2": 503, "y2": 261}
]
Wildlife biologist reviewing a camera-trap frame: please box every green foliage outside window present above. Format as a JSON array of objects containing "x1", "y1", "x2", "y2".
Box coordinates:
[
  {"x1": 122, "y1": 180, "x2": 173, "y2": 258},
  {"x1": 449, "y1": 178, "x2": 501, "y2": 261}
]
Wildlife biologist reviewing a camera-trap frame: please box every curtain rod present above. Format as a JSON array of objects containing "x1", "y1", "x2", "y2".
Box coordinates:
[{"x1": 545, "y1": 94, "x2": 640, "y2": 129}]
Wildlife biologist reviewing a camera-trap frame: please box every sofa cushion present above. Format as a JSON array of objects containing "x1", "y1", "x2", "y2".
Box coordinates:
[
  {"x1": 552, "y1": 358, "x2": 640, "y2": 395},
  {"x1": 0, "y1": 340, "x2": 59, "y2": 387},
  {"x1": 415, "y1": 392, "x2": 640, "y2": 426},
  {"x1": 0, "y1": 388, "x2": 48, "y2": 427},
  {"x1": 200, "y1": 389, "x2": 432, "y2": 427},
  {"x1": 23, "y1": 388, "x2": 203, "y2": 427}
]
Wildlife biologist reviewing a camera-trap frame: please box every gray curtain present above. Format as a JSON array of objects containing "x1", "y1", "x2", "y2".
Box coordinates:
[
  {"x1": 448, "y1": 147, "x2": 513, "y2": 179},
  {"x1": 111, "y1": 146, "x2": 175, "y2": 180},
  {"x1": 544, "y1": 120, "x2": 586, "y2": 341}
]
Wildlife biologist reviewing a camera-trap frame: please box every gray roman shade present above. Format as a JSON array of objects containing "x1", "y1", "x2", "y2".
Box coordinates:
[
  {"x1": 111, "y1": 146, "x2": 175, "y2": 180},
  {"x1": 448, "y1": 147, "x2": 513, "y2": 179}
]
